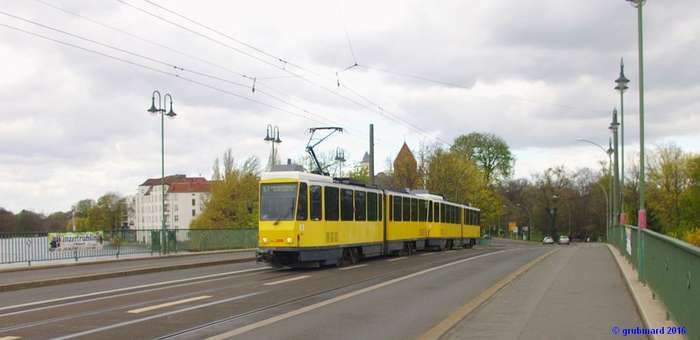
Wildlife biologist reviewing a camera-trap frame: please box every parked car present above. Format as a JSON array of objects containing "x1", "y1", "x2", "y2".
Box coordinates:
[
  {"x1": 542, "y1": 236, "x2": 554, "y2": 245},
  {"x1": 558, "y1": 235, "x2": 570, "y2": 245}
]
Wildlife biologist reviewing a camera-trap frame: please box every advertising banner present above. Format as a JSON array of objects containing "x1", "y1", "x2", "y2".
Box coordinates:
[{"x1": 48, "y1": 232, "x2": 104, "y2": 251}]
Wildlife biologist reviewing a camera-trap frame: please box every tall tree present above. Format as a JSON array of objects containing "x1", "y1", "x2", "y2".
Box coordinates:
[
  {"x1": 192, "y1": 152, "x2": 259, "y2": 229},
  {"x1": 0, "y1": 208, "x2": 17, "y2": 233},
  {"x1": 647, "y1": 144, "x2": 690, "y2": 235},
  {"x1": 451, "y1": 132, "x2": 515, "y2": 184}
]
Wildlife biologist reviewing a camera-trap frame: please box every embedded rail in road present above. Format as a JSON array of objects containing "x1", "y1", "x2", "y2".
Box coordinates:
[{"x1": 0, "y1": 243, "x2": 552, "y2": 339}]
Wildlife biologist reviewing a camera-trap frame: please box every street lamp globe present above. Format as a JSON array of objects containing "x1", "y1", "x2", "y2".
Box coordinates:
[
  {"x1": 626, "y1": 0, "x2": 645, "y2": 8},
  {"x1": 615, "y1": 60, "x2": 630, "y2": 93},
  {"x1": 147, "y1": 96, "x2": 158, "y2": 115}
]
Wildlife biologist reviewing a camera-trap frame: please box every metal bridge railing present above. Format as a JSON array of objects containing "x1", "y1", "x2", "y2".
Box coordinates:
[
  {"x1": 609, "y1": 224, "x2": 700, "y2": 340},
  {"x1": 0, "y1": 228, "x2": 258, "y2": 266}
]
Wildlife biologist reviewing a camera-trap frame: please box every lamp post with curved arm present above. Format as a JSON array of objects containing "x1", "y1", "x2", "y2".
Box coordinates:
[
  {"x1": 576, "y1": 138, "x2": 614, "y2": 239},
  {"x1": 147, "y1": 90, "x2": 177, "y2": 254}
]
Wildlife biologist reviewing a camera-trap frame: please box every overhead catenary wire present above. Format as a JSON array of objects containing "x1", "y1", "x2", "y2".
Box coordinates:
[
  {"x1": 0, "y1": 22, "x2": 334, "y2": 128},
  {"x1": 30, "y1": 0, "x2": 361, "y2": 133},
  {"x1": 117, "y1": 0, "x2": 446, "y2": 146},
  {"x1": 0, "y1": 9, "x2": 361, "y2": 133}
]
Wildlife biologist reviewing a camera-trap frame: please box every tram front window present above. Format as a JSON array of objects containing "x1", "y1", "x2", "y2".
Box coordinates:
[{"x1": 260, "y1": 183, "x2": 298, "y2": 221}]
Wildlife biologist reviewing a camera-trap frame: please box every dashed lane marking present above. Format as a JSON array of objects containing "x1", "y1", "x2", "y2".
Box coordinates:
[
  {"x1": 387, "y1": 257, "x2": 407, "y2": 262},
  {"x1": 206, "y1": 248, "x2": 522, "y2": 340},
  {"x1": 53, "y1": 292, "x2": 262, "y2": 340},
  {"x1": 263, "y1": 275, "x2": 310, "y2": 286},
  {"x1": 0, "y1": 336, "x2": 21, "y2": 340},
  {"x1": 339, "y1": 264, "x2": 367, "y2": 271},
  {"x1": 127, "y1": 295, "x2": 211, "y2": 314},
  {"x1": 0, "y1": 267, "x2": 268, "y2": 313},
  {"x1": 419, "y1": 252, "x2": 435, "y2": 256}
]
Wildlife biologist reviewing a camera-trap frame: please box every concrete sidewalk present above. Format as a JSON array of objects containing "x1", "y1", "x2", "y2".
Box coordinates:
[
  {"x1": 445, "y1": 243, "x2": 645, "y2": 340},
  {"x1": 0, "y1": 250, "x2": 254, "y2": 292}
]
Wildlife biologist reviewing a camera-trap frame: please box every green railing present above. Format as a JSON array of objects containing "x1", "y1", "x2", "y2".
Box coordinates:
[
  {"x1": 609, "y1": 224, "x2": 700, "y2": 340},
  {"x1": 0, "y1": 228, "x2": 258, "y2": 265}
]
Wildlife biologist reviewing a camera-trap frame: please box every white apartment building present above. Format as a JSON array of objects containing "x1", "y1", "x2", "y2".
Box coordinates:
[{"x1": 129, "y1": 175, "x2": 210, "y2": 230}]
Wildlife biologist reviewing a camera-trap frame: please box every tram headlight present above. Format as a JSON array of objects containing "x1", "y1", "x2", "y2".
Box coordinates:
[
  {"x1": 262, "y1": 237, "x2": 268, "y2": 244},
  {"x1": 286, "y1": 237, "x2": 293, "y2": 244}
]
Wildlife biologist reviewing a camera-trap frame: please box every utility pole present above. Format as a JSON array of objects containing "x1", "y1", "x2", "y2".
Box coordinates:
[
  {"x1": 610, "y1": 109, "x2": 621, "y2": 227},
  {"x1": 369, "y1": 124, "x2": 375, "y2": 186}
]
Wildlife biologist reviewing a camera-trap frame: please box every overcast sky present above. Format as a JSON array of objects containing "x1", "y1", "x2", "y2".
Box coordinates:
[{"x1": 1, "y1": 0, "x2": 699, "y2": 213}]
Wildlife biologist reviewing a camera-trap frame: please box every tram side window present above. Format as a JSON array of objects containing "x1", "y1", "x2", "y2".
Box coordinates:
[
  {"x1": 477, "y1": 211, "x2": 481, "y2": 225},
  {"x1": 402, "y1": 197, "x2": 411, "y2": 221},
  {"x1": 458, "y1": 207, "x2": 463, "y2": 224},
  {"x1": 410, "y1": 198, "x2": 418, "y2": 221},
  {"x1": 296, "y1": 183, "x2": 308, "y2": 221},
  {"x1": 393, "y1": 196, "x2": 402, "y2": 221},
  {"x1": 310, "y1": 185, "x2": 322, "y2": 221},
  {"x1": 440, "y1": 204, "x2": 445, "y2": 223},
  {"x1": 434, "y1": 202, "x2": 439, "y2": 222},
  {"x1": 367, "y1": 192, "x2": 377, "y2": 221},
  {"x1": 428, "y1": 201, "x2": 433, "y2": 222},
  {"x1": 341, "y1": 189, "x2": 354, "y2": 221},
  {"x1": 324, "y1": 187, "x2": 339, "y2": 221},
  {"x1": 418, "y1": 200, "x2": 426, "y2": 222},
  {"x1": 379, "y1": 194, "x2": 383, "y2": 221},
  {"x1": 355, "y1": 191, "x2": 367, "y2": 221}
]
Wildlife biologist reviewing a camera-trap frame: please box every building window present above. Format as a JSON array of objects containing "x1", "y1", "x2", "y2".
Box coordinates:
[
  {"x1": 192, "y1": 198, "x2": 196, "y2": 206},
  {"x1": 174, "y1": 215, "x2": 179, "y2": 222},
  {"x1": 192, "y1": 209, "x2": 195, "y2": 217}
]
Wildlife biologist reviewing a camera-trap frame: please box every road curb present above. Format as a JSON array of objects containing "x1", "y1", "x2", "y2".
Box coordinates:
[
  {"x1": 0, "y1": 248, "x2": 256, "y2": 274},
  {"x1": 605, "y1": 244, "x2": 684, "y2": 340},
  {"x1": 0, "y1": 256, "x2": 255, "y2": 293},
  {"x1": 419, "y1": 247, "x2": 559, "y2": 340}
]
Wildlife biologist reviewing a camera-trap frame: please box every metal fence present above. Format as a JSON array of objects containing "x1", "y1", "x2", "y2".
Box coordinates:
[
  {"x1": 609, "y1": 225, "x2": 700, "y2": 340},
  {"x1": 0, "y1": 228, "x2": 258, "y2": 265}
]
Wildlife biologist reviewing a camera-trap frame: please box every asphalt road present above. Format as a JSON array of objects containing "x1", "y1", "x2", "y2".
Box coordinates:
[{"x1": 0, "y1": 241, "x2": 563, "y2": 339}]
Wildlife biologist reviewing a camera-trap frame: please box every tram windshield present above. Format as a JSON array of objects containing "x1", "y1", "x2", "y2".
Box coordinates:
[{"x1": 260, "y1": 183, "x2": 298, "y2": 221}]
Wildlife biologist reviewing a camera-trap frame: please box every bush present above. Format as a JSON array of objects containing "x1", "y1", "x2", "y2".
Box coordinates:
[{"x1": 684, "y1": 228, "x2": 700, "y2": 247}]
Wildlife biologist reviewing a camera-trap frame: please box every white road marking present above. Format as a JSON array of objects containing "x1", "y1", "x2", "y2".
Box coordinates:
[
  {"x1": 339, "y1": 264, "x2": 367, "y2": 271},
  {"x1": 446, "y1": 250, "x2": 457, "y2": 253},
  {"x1": 53, "y1": 292, "x2": 262, "y2": 340},
  {"x1": 387, "y1": 257, "x2": 407, "y2": 262},
  {"x1": 0, "y1": 336, "x2": 21, "y2": 340},
  {"x1": 0, "y1": 267, "x2": 268, "y2": 314},
  {"x1": 127, "y1": 295, "x2": 211, "y2": 314},
  {"x1": 207, "y1": 248, "x2": 522, "y2": 339},
  {"x1": 263, "y1": 275, "x2": 310, "y2": 286},
  {"x1": 419, "y1": 253, "x2": 435, "y2": 256}
]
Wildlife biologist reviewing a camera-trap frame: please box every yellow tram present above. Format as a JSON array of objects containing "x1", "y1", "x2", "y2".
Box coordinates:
[{"x1": 257, "y1": 171, "x2": 481, "y2": 267}]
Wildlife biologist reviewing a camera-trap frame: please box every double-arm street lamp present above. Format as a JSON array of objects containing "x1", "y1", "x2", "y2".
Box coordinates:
[
  {"x1": 147, "y1": 90, "x2": 176, "y2": 254},
  {"x1": 264, "y1": 125, "x2": 282, "y2": 170}
]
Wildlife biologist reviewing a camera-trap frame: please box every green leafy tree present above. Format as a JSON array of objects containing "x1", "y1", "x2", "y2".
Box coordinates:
[
  {"x1": 0, "y1": 208, "x2": 17, "y2": 233},
  {"x1": 348, "y1": 163, "x2": 369, "y2": 185},
  {"x1": 451, "y1": 132, "x2": 515, "y2": 184},
  {"x1": 191, "y1": 152, "x2": 260, "y2": 229}
]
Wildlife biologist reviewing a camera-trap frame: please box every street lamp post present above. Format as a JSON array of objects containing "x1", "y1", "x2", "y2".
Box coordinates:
[
  {"x1": 609, "y1": 108, "x2": 621, "y2": 229},
  {"x1": 264, "y1": 125, "x2": 282, "y2": 170},
  {"x1": 625, "y1": 0, "x2": 646, "y2": 283},
  {"x1": 615, "y1": 59, "x2": 630, "y2": 224},
  {"x1": 576, "y1": 138, "x2": 615, "y2": 239},
  {"x1": 147, "y1": 90, "x2": 177, "y2": 254}
]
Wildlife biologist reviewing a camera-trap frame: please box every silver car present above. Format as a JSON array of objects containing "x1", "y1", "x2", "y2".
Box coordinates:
[
  {"x1": 542, "y1": 236, "x2": 554, "y2": 245},
  {"x1": 558, "y1": 236, "x2": 570, "y2": 245}
]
